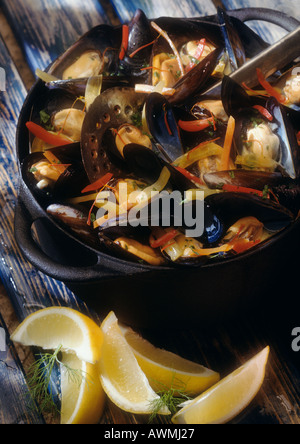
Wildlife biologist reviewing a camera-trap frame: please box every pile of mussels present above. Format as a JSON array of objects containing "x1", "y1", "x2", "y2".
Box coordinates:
[{"x1": 23, "y1": 9, "x2": 300, "y2": 267}]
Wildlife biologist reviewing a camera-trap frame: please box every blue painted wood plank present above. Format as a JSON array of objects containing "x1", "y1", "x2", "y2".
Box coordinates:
[
  {"x1": 2, "y1": 0, "x2": 110, "y2": 74},
  {"x1": 110, "y1": 0, "x2": 216, "y2": 23},
  {"x1": 0, "y1": 35, "x2": 91, "y2": 321},
  {"x1": 0, "y1": 313, "x2": 45, "y2": 424},
  {"x1": 0, "y1": 33, "x2": 103, "y2": 423}
]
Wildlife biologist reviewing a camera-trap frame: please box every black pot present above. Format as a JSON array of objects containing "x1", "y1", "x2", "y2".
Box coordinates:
[{"x1": 14, "y1": 9, "x2": 300, "y2": 329}]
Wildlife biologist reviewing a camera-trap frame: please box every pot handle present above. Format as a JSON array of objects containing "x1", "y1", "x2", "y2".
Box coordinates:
[
  {"x1": 14, "y1": 199, "x2": 142, "y2": 283},
  {"x1": 228, "y1": 7, "x2": 300, "y2": 32}
]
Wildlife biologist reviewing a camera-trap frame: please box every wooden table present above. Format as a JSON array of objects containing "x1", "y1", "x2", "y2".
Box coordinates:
[{"x1": 0, "y1": 0, "x2": 300, "y2": 425}]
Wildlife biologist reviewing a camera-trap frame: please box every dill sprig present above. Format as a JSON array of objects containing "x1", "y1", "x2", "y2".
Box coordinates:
[
  {"x1": 26, "y1": 344, "x2": 89, "y2": 416},
  {"x1": 148, "y1": 376, "x2": 193, "y2": 423}
]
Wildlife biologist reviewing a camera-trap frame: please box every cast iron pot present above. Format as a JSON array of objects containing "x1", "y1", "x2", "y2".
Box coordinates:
[{"x1": 14, "y1": 9, "x2": 300, "y2": 329}]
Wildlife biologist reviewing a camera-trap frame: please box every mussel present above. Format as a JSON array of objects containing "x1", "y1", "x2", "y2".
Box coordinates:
[
  {"x1": 22, "y1": 143, "x2": 89, "y2": 204},
  {"x1": 47, "y1": 203, "x2": 99, "y2": 249},
  {"x1": 48, "y1": 24, "x2": 121, "y2": 79},
  {"x1": 144, "y1": 92, "x2": 184, "y2": 162},
  {"x1": 118, "y1": 9, "x2": 153, "y2": 83},
  {"x1": 221, "y1": 76, "x2": 300, "y2": 179},
  {"x1": 22, "y1": 10, "x2": 300, "y2": 268}
]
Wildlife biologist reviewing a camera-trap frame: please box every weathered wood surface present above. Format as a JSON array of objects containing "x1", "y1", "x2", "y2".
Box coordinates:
[
  {"x1": 0, "y1": 313, "x2": 45, "y2": 424},
  {"x1": 2, "y1": 0, "x2": 110, "y2": 73},
  {"x1": 0, "y1": 0, "x2": 300, "y2": 425}
]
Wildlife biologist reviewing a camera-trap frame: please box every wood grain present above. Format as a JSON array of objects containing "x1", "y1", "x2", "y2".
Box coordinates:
[
  {"x1": 0, "y1": 0, "x2": 300, "y2": 425},
  {"x1": 0, "y1": 313, "x2": 45, "y2": 424},
  {"x1": 110, "y1": 0, "x2": 216, "y2": 22},
  {"x1": 2, "y1": 0, "x2": 109, "y2": 73}
]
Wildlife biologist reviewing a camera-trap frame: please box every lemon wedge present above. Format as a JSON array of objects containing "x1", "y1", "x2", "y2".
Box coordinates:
[
  {"x1": 10, "y1": 307, "x2": 103, "y2": 364},
  {"x1": 100, "y1": 311, "x2": 170, "y2": 415},
  {"x1": 172, "y1": 346, "x2": 270, "y2": 424},
  {"x1": 122, "y1": 326, "x2": 220, "y2": 395},
  {"x1": 60, "y1": 352, "x2": 106, "y2": 424}
]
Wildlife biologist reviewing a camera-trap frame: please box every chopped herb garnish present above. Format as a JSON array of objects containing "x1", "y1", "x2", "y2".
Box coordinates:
[
  {"x1": 262, "y1": 185, "x2": 270, "y2": 199},
  {"x1": 39, "y1": 110, "x2": 55, "y2": 131},
  {"x1": 131, "y1": 112, "x2": 142, "y2": 128}
]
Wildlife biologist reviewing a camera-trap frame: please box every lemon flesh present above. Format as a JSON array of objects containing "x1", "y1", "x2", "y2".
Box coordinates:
[
  {"x1": 172, "y1": 346, "x2": 269, "y2": 424},
  {"x1": 60, "y1": 352, "x2": 106, "y2": 424},
  {"x1": 100, "y1": 312, "x2": 170, "y2": 415},
  {"x1": 122, "y1": 326, "x2": 220, "y2": 395},
  {"x1": 10, "y1": 307, "x2": 103, "y2": 364}
]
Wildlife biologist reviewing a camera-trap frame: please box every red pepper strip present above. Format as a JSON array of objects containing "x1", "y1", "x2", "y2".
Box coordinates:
[
  {"x1": 253, "y1": 105, "x2": 273, "y2": 122},
  {"x1": 175, "y1": 167, "x2": 205, "y2": 185},
  {"x1": 119, "y1": 25, "x2": 129, "y2": 60},
  {"x1": 230, "y1": 239, "x2": 261, "y2": 255},
  {"x1": 163, "y1": 104, "x2": 172, "y2": 136},
  {"x1": 129, "y1": 37, "x2": 158, "y2": 58},
  {"x1": 178, "y1": 117, "x2": 215, "y2": 132},
  {"x1": 81, "y1": 173, "x2": 113, "y2": 194},
  {"x1": 150, "y1": 229, "x2": 178, "y2": 249},
  {"x1": 186, "y1": 39, "x2": 206, "y2": 72},
  {"x1": 297, "y1": 131, "x2": 300, "y2": 146},
  {"x1": 26, "y1": 122, "x2": 72, "y2": 146},
  {"x1": 222, "y1": 184, "x2": 266, "y2": 198},
  {"x1": 256, "y1": 68, "x2": 287, "y2": 104}
]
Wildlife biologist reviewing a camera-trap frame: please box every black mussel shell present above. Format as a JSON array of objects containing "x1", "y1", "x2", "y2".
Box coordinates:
[
  {"x1": 123, "y1": 143, "x2": 196, "y2": 191},
  {"x1": 206, "y1": 191, "x2": 294, "y2": 233},
  {"x1": 48, "y1": 24, "x2": 121, "y2": 79},
  {"x1": 145, "y1": 92, "x2": 184, "y2": 162},
  {"x1": 169, "y1": 47, "x2": 223, "y2": 105},
  {"x1": 46, "y1": 75, "x2": 132, "y2": 97},
  {"x1": 118, "y1": 9, "x2": 153, "y2": 83},
  {"x1": 217, "y1": 8, "x2": 246, "y2": 72},
  {"x1": 203, "y1": 170, "x2": 284, "y2": 191},
  {"x1": 188, "y1": 13, "x2": 269, "y2": 59},
  {"x1": 221, "y1": 75, "x2": 253, "y2": 118},
  {"x1": 266, "y1": 97, "x2": 300, "y2": 179},
  {"x1": 47, "y1": 203, "x2": 99, "y2": 249},
  {"x1": 123, "y1": 143, "x2": 163, "y2": 183},
  {"x1": 22, "y1": 145, "x2": 89, "y2": 204}
]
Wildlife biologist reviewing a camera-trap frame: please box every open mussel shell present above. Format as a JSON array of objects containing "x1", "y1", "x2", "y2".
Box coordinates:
[
  {"x1": 28, "y1": 88, "x2": 86, "y2": 138},
  {"x1": 188, "y1": 12, "x2": 269, "y2": 59},
  {"x1": 48, "y1": 24, "x2": 121, "y2": 79},
  {"x1": 203, "y1": 169, "x2": 300, "y2": 215},
  {"x1": 266, "y1": 97, "x2": 300, "y2": 179},
  {"x1": 169, "y1": 47, "x2": 223, "y2": 105},
  {"x1": 97, "y1": 214, "x2": 164, "y2": 265},
  {"x1": 80, "y1": 87, "x2": 146, "y2": 183},
  {"x1": 145, "y1": 92, "x2": 184, "y2": 162},
  {"x1": 47, "y1": 203, "x2": 99, "y2": 249},
  {"x1": 22, "y1": 143, "x2": 89, "y2": 205},
  {"x1": 206, "y1": 191, "x2": 294, "y2": 233}
]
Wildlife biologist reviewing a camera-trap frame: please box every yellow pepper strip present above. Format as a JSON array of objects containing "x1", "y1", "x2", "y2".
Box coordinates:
[{"x1": 172, "y1": 142, "x2": 223, "y2": 169}]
